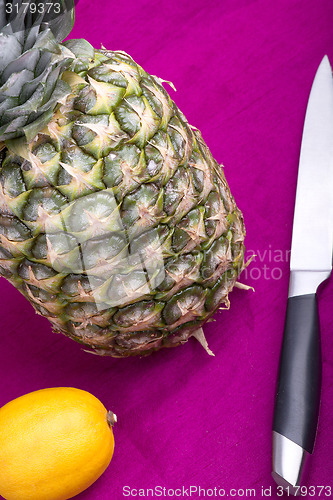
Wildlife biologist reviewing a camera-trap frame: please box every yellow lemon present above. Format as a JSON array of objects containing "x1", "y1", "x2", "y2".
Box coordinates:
[{"x1": 0, "y1": 387, "x2": 116, "y2": 500}]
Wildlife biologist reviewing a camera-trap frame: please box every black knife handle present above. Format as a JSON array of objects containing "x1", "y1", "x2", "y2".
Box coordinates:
[{"x1": 273, "y1": 293, "x2": 321, "y2": 453}]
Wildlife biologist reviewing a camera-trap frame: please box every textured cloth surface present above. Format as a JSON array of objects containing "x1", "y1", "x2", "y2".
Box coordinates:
[{"x1": 1, "y1": 0, "x2": 333, "y2": 498}]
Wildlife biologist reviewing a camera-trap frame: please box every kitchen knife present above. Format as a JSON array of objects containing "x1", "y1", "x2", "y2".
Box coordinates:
[{"x1": 272, "y1": 56, "x2": 333, "y2": 493}]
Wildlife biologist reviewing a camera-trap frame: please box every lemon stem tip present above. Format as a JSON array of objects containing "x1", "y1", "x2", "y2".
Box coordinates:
[{"x1": 106, "y1": 411, "x2": 117, "y2": 427}]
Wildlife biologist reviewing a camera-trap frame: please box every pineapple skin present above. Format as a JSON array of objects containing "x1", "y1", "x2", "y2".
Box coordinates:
[{"x1": 0, "y1": 46, "x2": 246, "y2": 357}]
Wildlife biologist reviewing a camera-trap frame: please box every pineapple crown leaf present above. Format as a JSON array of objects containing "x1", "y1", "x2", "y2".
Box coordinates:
[
  {"x1": 0, "y1": 1, "x2": 75, "y2": 41},
  {"x1": 0, "y1": 0, "x2": 76, "y2": 143}
]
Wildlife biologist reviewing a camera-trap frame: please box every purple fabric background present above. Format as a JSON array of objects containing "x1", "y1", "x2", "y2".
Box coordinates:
[{"x1": 1, "y1": 1, "x2": 333, "y2": 498}]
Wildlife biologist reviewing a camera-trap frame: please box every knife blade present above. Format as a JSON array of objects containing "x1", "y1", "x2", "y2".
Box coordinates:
[{"x1": 272, "y1": 56, "x2": 333, "y2": 493}]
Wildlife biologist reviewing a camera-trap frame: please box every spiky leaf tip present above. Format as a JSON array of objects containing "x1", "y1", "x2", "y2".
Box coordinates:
[{"x1": 0, "y1": 0, "x2": 76, "y2": 143}]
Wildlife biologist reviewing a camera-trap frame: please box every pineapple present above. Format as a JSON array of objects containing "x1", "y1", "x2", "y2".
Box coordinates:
[{"x1": 0, "y1": 1, "x2": 246, "y2": 357}]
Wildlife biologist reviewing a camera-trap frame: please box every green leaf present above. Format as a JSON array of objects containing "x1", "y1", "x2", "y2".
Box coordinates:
[
  {"x1": 0, "y1": 34, "x2": 22, "y2": 70},
  {"x1": 41, "y1": 0, "x2": 76, "y2": 42},
  {"x1": 23, "y1": 108, "x2": 54, "y2": 142},
  {"x1": 63, "y1": 38, "x2": 95, "y2": 60}
]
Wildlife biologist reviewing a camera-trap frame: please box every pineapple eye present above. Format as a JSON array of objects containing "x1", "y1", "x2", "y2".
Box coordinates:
[
  {"x1": 32, "y1": 142, "x2": 58, "y2": 163},
  {"x1": 21, "y1": 188, "x2": 67, "y2": 222},
  {"x1": 0, "y1": 164, "x2": 26, "y2": 197},
  {"x1": 114, "y1": 98, "x2": 141, "y2": 136},
  {"x1": 0, "y1": 214, "x2": 31, "y2": 242}
]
